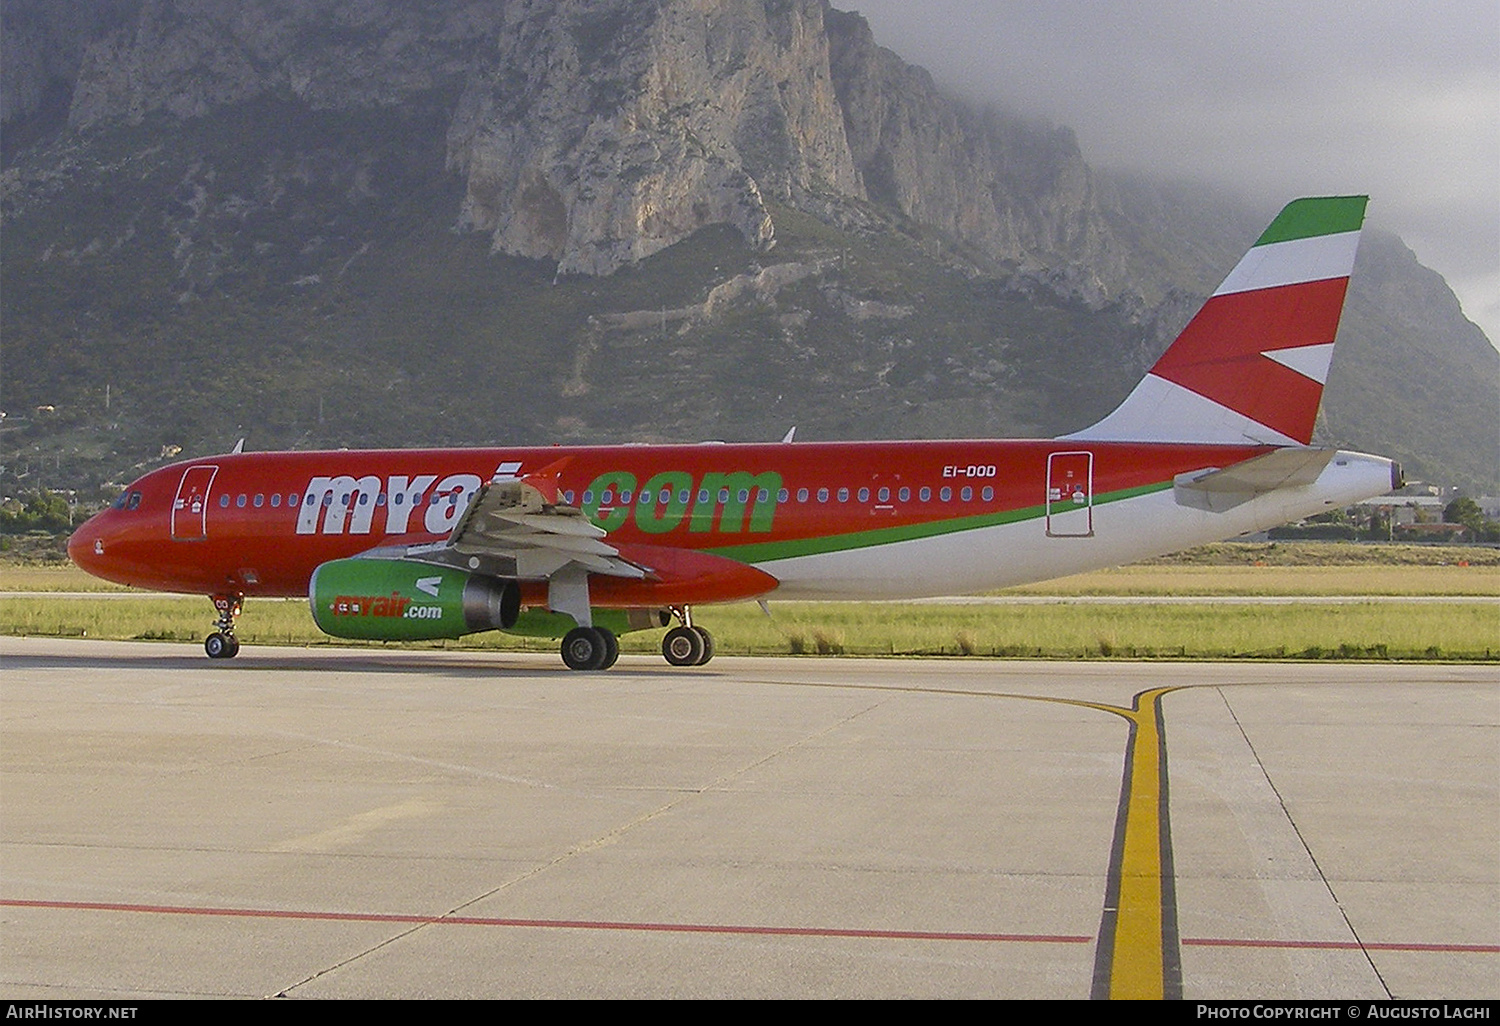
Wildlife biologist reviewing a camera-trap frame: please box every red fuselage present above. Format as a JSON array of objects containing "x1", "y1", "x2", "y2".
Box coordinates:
[{"x1": 70, "y1": 439, "x2": 1273, "y2": 604}]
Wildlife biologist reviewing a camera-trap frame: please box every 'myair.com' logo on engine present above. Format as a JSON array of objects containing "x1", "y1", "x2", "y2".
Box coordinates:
[
  {"x1": 328, "y1": 591, "x2": 443, "y2": 620},
  {"x1": 294, "y1": 464, "x2": 781, "y2": 536}
]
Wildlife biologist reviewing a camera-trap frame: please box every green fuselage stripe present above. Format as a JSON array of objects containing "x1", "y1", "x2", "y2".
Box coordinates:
[{"x1": 707, "y1": 480, "x2": 1172, "y2": 564}]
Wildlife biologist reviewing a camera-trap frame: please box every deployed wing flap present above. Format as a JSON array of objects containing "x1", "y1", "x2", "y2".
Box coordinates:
[
  {"x1": 491, "y1": 511, "x2": 607, "y2": 537},
  {"x1": 406, "y1": 478, "x2": 645, "y2": 581},
  {"x1": 1174, "y1": 447, "x2": 1336, "y2": 512}
]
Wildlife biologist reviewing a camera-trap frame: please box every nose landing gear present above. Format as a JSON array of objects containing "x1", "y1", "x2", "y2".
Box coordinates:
[{"x1": 205, "y1": 593, "x2": 243, "y2": 659}]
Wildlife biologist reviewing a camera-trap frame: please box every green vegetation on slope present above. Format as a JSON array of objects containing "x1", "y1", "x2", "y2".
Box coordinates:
[{"x1": 2, "y1": 95, "x2": 1146, "y2": 495}]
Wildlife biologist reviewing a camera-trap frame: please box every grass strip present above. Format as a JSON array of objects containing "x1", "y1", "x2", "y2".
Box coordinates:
[{"x1": 1, "y1": 594, "x2": 1492, "y2": 662}]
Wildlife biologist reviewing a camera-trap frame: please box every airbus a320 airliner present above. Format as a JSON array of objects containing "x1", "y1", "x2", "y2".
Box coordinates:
[{"x1": 69, "y1": 196, "x2": 1400, "y2": 670}]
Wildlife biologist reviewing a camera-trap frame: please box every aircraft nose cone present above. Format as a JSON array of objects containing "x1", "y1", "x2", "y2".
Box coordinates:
[{"x1": 68, "y1": 514, "x2": 107, "y2": 573}]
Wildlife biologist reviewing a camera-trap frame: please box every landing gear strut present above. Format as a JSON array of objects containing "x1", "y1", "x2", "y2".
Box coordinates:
[
  {"x1": 205, "y1": 593, "x2": 243, "y2": 659},
  {"x1": 560, "y1": 625, "x2": 619, "y2": 671},
  {"x1": 662, "y1": 607, "x2": 714, "y2": 667}
]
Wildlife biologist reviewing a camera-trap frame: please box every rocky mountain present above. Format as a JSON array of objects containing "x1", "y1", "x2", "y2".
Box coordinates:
[{"x1": 2, "y1": 0, "x2": 1495, "y2": 495}]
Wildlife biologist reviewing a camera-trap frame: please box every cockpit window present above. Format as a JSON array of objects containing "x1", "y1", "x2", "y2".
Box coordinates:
[
  {"x1": 126, "y1": 491, "x2": 142, "y2": 510},
  {"x1": 111, "y1": 492, "x2": 128, "y2": 510},
  {"x1": 113, "y1": 491, "x2": 143, "y2": 510}
]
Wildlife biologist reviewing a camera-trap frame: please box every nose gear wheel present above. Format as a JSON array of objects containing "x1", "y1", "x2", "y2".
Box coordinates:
[{"x1": 204, "y1": 593, "x2": 243, "y2": 659}]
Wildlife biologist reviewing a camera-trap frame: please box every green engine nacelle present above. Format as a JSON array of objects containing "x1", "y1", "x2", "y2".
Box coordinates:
[{"x1": 309, "y1": 558, "x2": 520, "y2": 641}]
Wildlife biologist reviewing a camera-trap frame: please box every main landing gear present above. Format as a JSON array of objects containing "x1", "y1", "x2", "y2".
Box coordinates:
[
  {"x1": 661, "y1": 606, "x2": 714, "y2": 667},
  {"x1": 561, "y1": 625, "x2": 620, "y2": 671},
  {"x1": 204, "y1": 593, "x2": 243, "y2": 659},
  {"x1": 555, "y1": 607, "x2": 715, "y2": 671}
]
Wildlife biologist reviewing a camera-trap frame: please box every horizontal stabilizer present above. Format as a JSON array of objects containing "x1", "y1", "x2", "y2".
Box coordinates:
[{"x1": 1174, "y1": 448, "x2": 1336, "y2": 512}]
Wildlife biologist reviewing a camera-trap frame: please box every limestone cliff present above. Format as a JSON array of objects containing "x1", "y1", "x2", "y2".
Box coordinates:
[
  {"x1": 3, "y1": 0, "x2": 1129, "y2": 286},
  {"x1": 825, "y1": 10, "x2": 1123, "y2": 300},
  {"x1": 444, "y1": 0, "x2": 862, "y2": 274}
]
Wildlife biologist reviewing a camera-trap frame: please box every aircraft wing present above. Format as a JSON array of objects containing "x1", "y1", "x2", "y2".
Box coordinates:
[
  {"x1": 1174, "y1": 447, "x2": 1337, "y2": 512},
  {"x1": 372, "y1": 472, "x2": 782, "y2": 628},
  {"x1": 395, "y1": 477, "x2": 647, "y2": 582},
  {"x1": 358, "y1": 461, "x2": 776, "y2": 629}
]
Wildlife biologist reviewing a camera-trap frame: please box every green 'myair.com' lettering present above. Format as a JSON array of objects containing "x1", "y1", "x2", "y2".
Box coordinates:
[
  {"x1": 635, "y1": 470, "x2": 693, "y2": 535},
  {"x1": 581, "y1": 469, "x2": 781, "y2": 534},
  {"x1": 581, "y1": 471, "x2": 636, "y2": 531},
  {"x1": 689, "y1": 472, "x2": 781, "y2": 533}
]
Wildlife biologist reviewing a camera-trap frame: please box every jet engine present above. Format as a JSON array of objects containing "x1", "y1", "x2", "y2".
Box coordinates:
[{"x1": 309, "y1": 558, "x2": 519, "y2": 641}]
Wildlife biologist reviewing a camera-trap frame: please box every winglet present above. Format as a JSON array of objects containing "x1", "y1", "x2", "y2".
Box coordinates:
[{"x1": 1069, "y1": 196, "x2": 1368, "y2": 446}]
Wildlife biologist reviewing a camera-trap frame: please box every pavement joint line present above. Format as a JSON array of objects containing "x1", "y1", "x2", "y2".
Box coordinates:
[{"x1": 1217, "y1": 686, "x2": 1393, "y2": 998}]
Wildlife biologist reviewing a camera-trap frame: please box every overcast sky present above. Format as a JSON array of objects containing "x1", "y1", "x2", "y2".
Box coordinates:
[{"x1": 847, "y1": 0, "x2": 1500, "y2": 347}]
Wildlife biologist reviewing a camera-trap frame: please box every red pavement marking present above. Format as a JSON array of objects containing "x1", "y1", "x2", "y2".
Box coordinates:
[
  {"x1": 6, "y1": 898, "x2": 1495, "y2": 953},
  {"x1": 0, "y1": 898, "x2": 1088, "y2": 945}
]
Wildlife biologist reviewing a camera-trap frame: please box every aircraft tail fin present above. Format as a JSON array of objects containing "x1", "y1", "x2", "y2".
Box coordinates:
[{"x1": 1069, "y1": 195, "x2": 1368, "y2": 446}]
